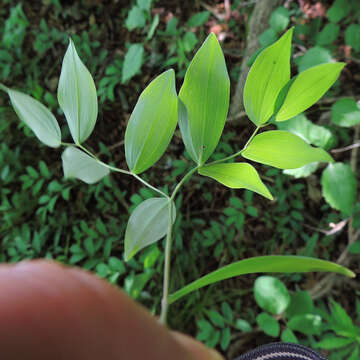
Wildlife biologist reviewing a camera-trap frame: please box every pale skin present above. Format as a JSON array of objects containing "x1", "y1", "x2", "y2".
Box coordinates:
[{"x1": 0, "y1": 260, "x2": 223, "y2": 360}]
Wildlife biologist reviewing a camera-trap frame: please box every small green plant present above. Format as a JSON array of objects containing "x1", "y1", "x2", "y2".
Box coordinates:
[
  {"x1": 253, "y1": 275, "x2": 360, "y2": 360},
  {"x1": 0, "y1": 28, "x2": 355, "y2": 327}
]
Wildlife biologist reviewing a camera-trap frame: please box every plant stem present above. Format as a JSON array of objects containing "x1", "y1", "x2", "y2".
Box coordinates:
[
  {"x1": 75, "y1": 144, "x2": 168, "y2": 197},
  {"x1": 132, "y1": 173, "x2": 169, "y2": 199},
  {"x1": 205, "y1": 125, "x2": 260, "y2": 166},
  {"x1": 159, "y1": 166, "x2": 199, "y2": 325},
  {"x1": 160, "y1": 199, "x2": 173, "y2": 324}
]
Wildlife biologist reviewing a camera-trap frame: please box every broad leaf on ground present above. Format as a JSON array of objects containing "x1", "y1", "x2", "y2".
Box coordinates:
[
  {"x1": 254, "y1": 276, "x2": 290, "y2": 314},
  {"x1": 122, "y1": 43, "x2": 144, "y2": 83},
  {"x1": 331, "y1": 98, "x2": 360, "y2": 127},
  {"x1": 321, "y1": 163, "x2": 357, "y2": 216}
]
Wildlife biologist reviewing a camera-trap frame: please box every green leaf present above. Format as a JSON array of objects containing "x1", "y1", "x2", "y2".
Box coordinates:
[
  {"x1": 187, "y1": 11, "x2": 210, "y2": 27},
  {"x1": 259, "y1": 29, "x2": 278, "y2": 47},
  {"x1": 257, "y1": 312, "x2": 280, "y2": 337},
  {"x1": 297, "y1": 47, "x2": 333, "y2": 72},
  {"x1": 125, "y1": 69, "x2": 177, "y2": 174},
  {"x1": 321, "y1": 163, "x2": 357, "y2": 216},
  {"x1": 208, "y1": 310, "x2": 225, "y2": 327},
  {"x1": 183, "y1": 31, "x2": 198, "y2": 52},
  {"x1": 179, "y1": 33, "x2": 230, "y2": 165},
  {"x1": 146, "y1": 14, "x2": 159, "y2": 40},
  {"x1": 125, "y1": 6, "x2": 146, "y2": 30},
  {"x1": 281, "y1": 328, "x2": 298, "y2": 343},
  {"x1": 220, "y1": 327, "x2": 231, "y2": 350},
  {"x1": 57, "y1": 39, "x2": 98, "y2": 144},
  {"x1": 277, "y1": 114, "x2": 334, "y2": 149},
  {"x1": 288, "y1": 314, "x2": 322, "y2": 335},
  {"x1": 254, "y1": 276, "x2": 290, "y2": 315},
  {"x1": 242, "y1": 131, "x2": 333, "y2": 169},
  {"x1": 168, "y1": 255, "x2": 355, "y2": 304},
  {"x1": 198, "y1": 163, "x2": 273, "y2": 200},
  {"x1": 286, "y1": 291, "x2": 313, "y2": 318},
  {"x1": 316, "y1": 23, "x2": 340, "y2": 46},
  {"x1": 235, "y1": 319, "x2": 252, "y2": 332},
  {"x1": 137, "y1": 0, "x2": 151, "y2": 11},
  {"x1": 284, "y1": 163, "x2": 319, "y2": 179},
  {"x1": 61, "y1": 147, "x2": 109, "y2": 184},
  {"x1": 2, "y1": 87, "x2": 61, "y2": 147},
  {"x1": 345, "y1": 24, "x2": 360, "y2": 52},
  {"x1": 178, "y1": 98, "x2": 197, "y2": 162},
  {"x1": 317, "y1": 336, "x2": 354, "y2": 350},
  {"x1": 270, "y1": 6, "x2": 290, "y2": 33},
  {"x1": 221, "y1": 302, "x2": 233, "y2": 322},
  {"x1": 276, "y1": 63, "x2": 345, "y2": 121},
  {"x1": 124, "y1": 198, "x2": 176, "y2": 261},
  {"x1": 327, "y1": 0, "x2": 351, "y2": 23},
  {"x1": 122, "y1": 44, "x2": 144, "y2": 84},
  {"x1": 331, "y1": 98, "x2": 360, "y2": 127},
  {"x1": 243, "y1": 28, "x2": 293, "y2": 126}
]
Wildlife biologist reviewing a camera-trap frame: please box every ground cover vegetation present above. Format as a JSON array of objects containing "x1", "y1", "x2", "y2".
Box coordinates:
[{"x1": 0, "y1": 1, "x2": 359, "y2": 359}]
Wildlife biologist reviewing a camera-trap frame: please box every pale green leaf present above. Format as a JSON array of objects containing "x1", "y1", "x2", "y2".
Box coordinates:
[
  {"x1": 198, "y1": 163, "x2": 273, "y2": 200},
  {"x1": 242, "y1": 131, "x2": 333, "y2": 169},
  {"x1": 57, "y1": 39, "x2": 98, "y2": 144},
  {"x1": 277, "y1": 114, "x2": 334, "y2": 149},
  {"x1": 316, "y1": 336, "x2": 354, "y2": 350},
  {"x1": 345, "y1": 24, "x2": 360, "y2": 52},
  {"x1": 269, "y1": 6, "x2": 290, "y2": 33},
  {"x1": 288, "y1": 314, "x2": 322, "y2": 335},
  {"x1": 146, "y1": 14, "x2": 159, "y2": 40},
  {"x1": 168, "y1": 255, "x2": 355, "y2": 304},
  {"x1": 321, "y1": 163, "x2": 357, "y2": 216},
  {"x1": 254, "y1": 276, "x2": 290, "y2": 315},
  {"x1": 331, "y1": 98, "x2": 360, "y2": 127},
  {"x1": 327, "y1": 0, "x2": 351, "y2": 23},
  {"x1": 125, "y1": 69, "x2": 177, "y2": 174},
  {"x1": 283, "y1": 163, "x2": 319, "y2": 179},
  {"x1": 125, "y1": 6, "x2": 146, "y2": 30},
  {"x1": 243, "y1": 28, "x2": 293, "y2": 126},
  {"x1": 316, "y1": 23, "x2": 340, "y2": 46},
  {"x1": 296, "y1": 46, "x2": 333, "y2": 72},
  {"x1": 187, "y1": 11, "x2": 210, "y2": 27},
  {"x1": 125, "y1": 198, "x2": 176, "y2": 261},
  {"x1": 62, "y1": 147, "x2": 109, "y2": 184},
  {"x1": 257, "y1": 312, "x2": 280, "y2": 337},
  {"x1": 276, "y1": 63, "x2": 345, "y2": 121},
  {"x1": 179, "y1": 33, "x2": 230, "y2": 165},
  {"x1": 122, "y1": 43, "x2": 144, "y2": 83},
  {"x1": 2, "y1": 87, "x2": 61, "y2": 147}
]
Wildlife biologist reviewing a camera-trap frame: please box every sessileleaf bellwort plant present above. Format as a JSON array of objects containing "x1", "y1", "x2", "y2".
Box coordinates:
[{"x1": 0, "y1": 28, "x2": 354, "y2": 326}]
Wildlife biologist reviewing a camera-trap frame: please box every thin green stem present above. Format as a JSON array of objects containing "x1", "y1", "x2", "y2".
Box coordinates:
[
  {"x1": 205, "y1": 126, "x2": 261, "y2": 166},
  {"x1": 170, "y1": 166, "x2": 199, "y2": 201},
  {"x1": 160, "y1": 198, "x2": 173, "y2": 324},
  {"x1": 159, "y1": 166, "x2": 199, "y2": 325},
  {"x1": 132, "y1": 173, "x2": 169, "y2": 199},
  {"x1": 0, "y1": 83, "x2": 9, "y2": 92}
]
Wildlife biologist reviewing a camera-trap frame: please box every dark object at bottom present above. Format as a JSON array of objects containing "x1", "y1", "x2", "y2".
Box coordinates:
[{"x1": 233, "y1": 342, "x2": 327, "y2": 360}]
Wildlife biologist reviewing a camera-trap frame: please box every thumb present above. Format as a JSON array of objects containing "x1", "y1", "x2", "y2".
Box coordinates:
[{"x1": 0, "y1": 260, "x2": 223, "y2": 360}]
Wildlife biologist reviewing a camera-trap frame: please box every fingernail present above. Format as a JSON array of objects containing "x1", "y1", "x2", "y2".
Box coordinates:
[{"x1": 209, "y1": 349, "x2": 224, "y2": 360}]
